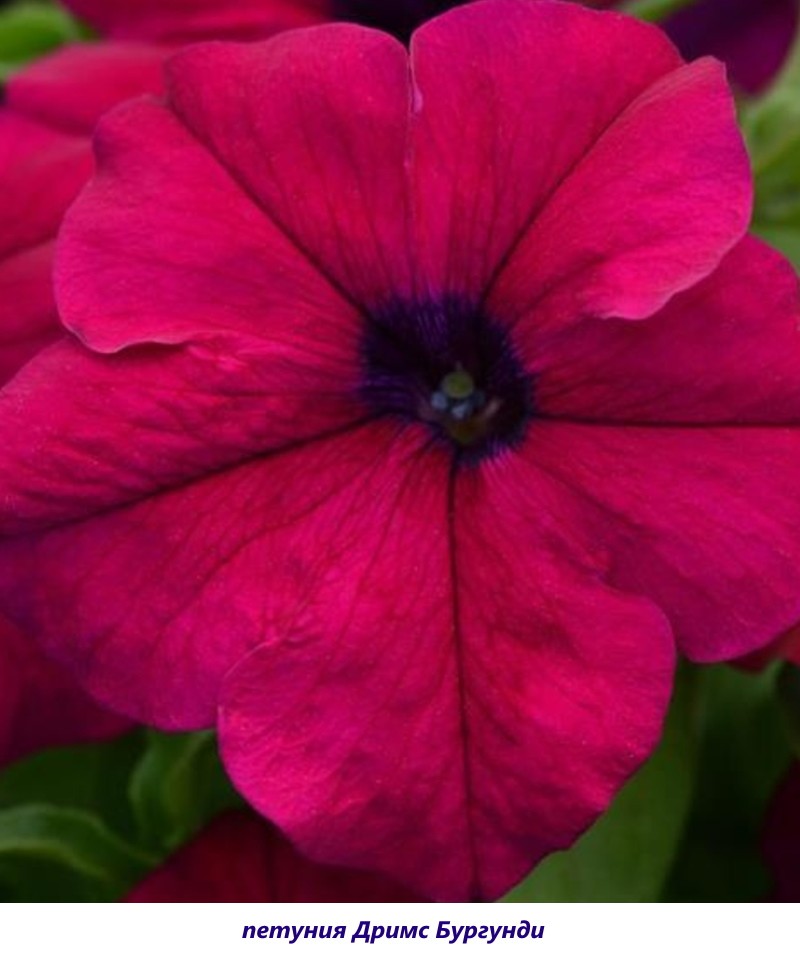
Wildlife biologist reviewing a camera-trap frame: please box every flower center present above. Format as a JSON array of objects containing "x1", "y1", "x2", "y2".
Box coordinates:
[{"x1": 360, "y1": 297, "x2": 533, "y2": 463}]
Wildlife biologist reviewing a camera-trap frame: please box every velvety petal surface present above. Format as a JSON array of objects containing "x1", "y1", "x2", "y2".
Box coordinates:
[
  {"x1": 62, "y1": 0, "x2": 324, "y2": 42},
  {"x1": 0, "y1": 337, "x2": 363, "y2": 533},
  {"x1": 57, "y1": 97, "x2": 364, "y2": 351},
  {"x1": 220, "y1": 447, "x2": 673, "y2": 901},
  {"x1": 525, "y1": 422, "x2": 800, "y2": 662},
  {"x1": 410, "y1": 0, "x2": 748, "y2": 313},
  {"x1": 126, "y1": 810, "x2": 421, "y2": 901},
  {"x1": 531, "y1": 238, "x2": 800, "y2": 424},
  {"x1": 0, "y1": 615, "x2": 129, "y2": 769},
  {"x1": 164, "y1": 26, "x2": 414, "y2": 309},
  {"x1": 0, "y1": 423, "x2": 427, "y2": 728},
  {"x1": 409, "y1": 0, "x2": 678, "y2": 300},
  {"x1": 488, "y1": 57, "x2": 751, "y2": 326}
]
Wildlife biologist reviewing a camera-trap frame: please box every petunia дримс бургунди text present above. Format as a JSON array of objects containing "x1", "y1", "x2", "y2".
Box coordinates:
[{"x1": 2, "y1": 0, "x2": 800, "y2": 902}]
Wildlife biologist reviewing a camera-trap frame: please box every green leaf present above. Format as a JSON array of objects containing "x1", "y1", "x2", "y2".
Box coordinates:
[
  {"x1": 0, "y1": 732, "x2": 146, "y2": 842},
  {"x1": 0, "y1": 805, "x2": 154, "y2": 901},
  {"x1": 744, "y1": 27, "x2": 800, "y2": 243},
  {"x1": 752, "y1": 223, "x2": 800, "y2": 271},
  {"x1": 0, "y1": 2, "x2": 83, "y2": 76},
  {"x1": 617, "y1": 0, "x2": 699, "y2": 22},
  {"x1": 129, "y1": 730, "x2": 242, "y2": 853},
  {"x1": 777, "y1": 663, "x2": 800, "y2": 759},
  {"x1": 504, "y1": 667, "x2": 699, "y2": 902},
  {"x1": 664, "y1": 663, "x2": 792, "y2": 901}
]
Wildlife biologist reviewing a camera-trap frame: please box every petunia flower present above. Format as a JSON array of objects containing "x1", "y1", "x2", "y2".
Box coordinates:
[
  {"x1": 1, "y1": 0, "x2": 800, "y2": 900},
  {"x1": 126, "y1": 810, "x2": 421, "y2": 901}
]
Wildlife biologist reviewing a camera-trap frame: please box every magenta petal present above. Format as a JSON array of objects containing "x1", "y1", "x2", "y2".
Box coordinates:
[
  {"x1": 0, "y1": 615, "x2": 129, "y2": 769},
  {"x1": 0, "y1": 113, "x2": 84, "y2": 386},
  {"x1": 489, "y1": 57, "x2": 751, "y2": 325},
  {"x1": 0, "y1": 44, "x2": 167, "y2": 387},
  {"x1": 409, "y1": 0, "x2": 682, "y2": 299},
  {"x1": 0, "y1": 423, "x2": 418, "y2": 728},
  {"x1": 0, "y1": 112, "x2": 91, "y2": 265},
  {"x1": 126, "y1": 811, "x2": 421, "y2": 902},
  {"x1": 0, "y1": 245, "x2": 62, "y2": 388},
  {"x1": 57, "y1": 97, "x2": 363, "y2": 351},
  {"x1": 5, "y1": 43, "x2": 166, "y2": 136},
  {"x1": 0, "y1": 338, "x2": 363, "y2": 534},
  {"x1": 62, "y1": 0, "x2": 324, "y2": 41},
  {"x1": 164, "y1": 28, "x2": 414, "y2": 308},
  {"x1": 219, "y1": 445, "x2": 673, "y2": 901},
  {"x1": 525, "y1": 423, "x2": 800, "y2": 662},
  {"x1": 533, "y1": 238, "x2": 800, "y2": 424}
]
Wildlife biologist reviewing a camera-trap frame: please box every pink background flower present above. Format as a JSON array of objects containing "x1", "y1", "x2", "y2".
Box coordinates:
[
  {"x1": 0, "y1": 615, "x2": 128, "y2": 769},
  {"x1": 126, "y1": 810, "x2": 421, "y2": 901},
  {"x1": 61, "y1": 0, "x2": 323, "y2": 42}
]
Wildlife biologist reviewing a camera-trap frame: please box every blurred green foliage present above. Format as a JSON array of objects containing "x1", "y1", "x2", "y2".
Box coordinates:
[
  {"x1": 0, "y1": 1, "x2": 87, "y2": 80},
  {"x1": 129, "y1": 730, "x2": 243, "y2": 854},
  {"x1": 744, "y1": 29, "x2": 800, "y2": 271},
  {"x1": 664, "y1": 665, "x2": 791, "y2": 900},
  {"x1": 618, "y1": 0, "x2": 697, "y2": 22},
  {"x1": 0, "y1": 729, "x2": 241, "y2": 900}
]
